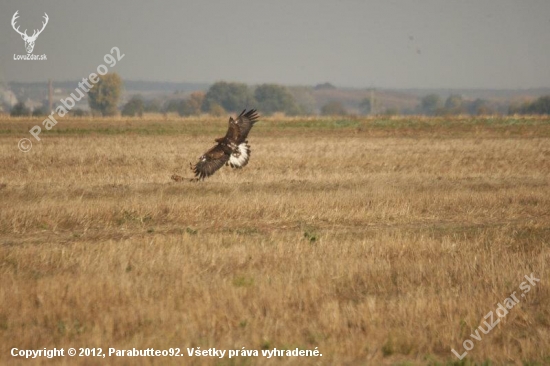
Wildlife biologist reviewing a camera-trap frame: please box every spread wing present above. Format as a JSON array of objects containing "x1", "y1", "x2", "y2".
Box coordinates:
[
  {"x1": 222, "y1": 117, "x2": 240, "y2": 142},
  {"x1": 222, "y1": 109, "x2": 259, "y2": 144},
  {"x1": 221, "y1": 109, "x2": 259, "y2": 144},
  {"x1": 234, "y1": 109, "x2": 259, "y2": 144},
  {"x1": 192, "y1": 144, "x2": 229, "y2": 180}
]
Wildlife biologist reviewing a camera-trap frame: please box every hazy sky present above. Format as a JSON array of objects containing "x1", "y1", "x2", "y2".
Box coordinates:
[{"x1": 1, "y1": 0, "x2": 549, "y2": 88}]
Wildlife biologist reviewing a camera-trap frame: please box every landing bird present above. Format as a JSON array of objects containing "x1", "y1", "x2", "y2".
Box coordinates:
[{"x1": 190, "y1": 109, "x2": 259, "y2": 180}]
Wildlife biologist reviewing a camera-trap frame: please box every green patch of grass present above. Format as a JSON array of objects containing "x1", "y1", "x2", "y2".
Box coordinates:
[
  {"x1": 382, "y1": 336, "x2": 394, "y2": 357},
  {"x1": 185, "y1": 227, "x2": 197, "y2": 235},
  {"x1": 232, "y1": 276, "x2": 254, "y2": 288},
  {"x1": 303, "y1": 231, "x2": 318, "y2": 243},
  {"x1": 260, "y1": 340, "x2": 271, "y2": 350},
  {"x1": 57, "y1": 320, "x2": 66, "y2": 336}
]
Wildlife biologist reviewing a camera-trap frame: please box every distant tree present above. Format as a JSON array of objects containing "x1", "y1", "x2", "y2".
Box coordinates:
[
  {"x1": 507, "y1": 103, "x2": 521, "y2": 115},
  {"x1": 72, "y1": 108, "x2": 89, "y2": 117},
  {"x1": 383, "y1": 107, "x2": 399, "y2": 116},
  {"x1": 163, "y1": 99, "x2": 182, "y2": 113},
  {"x1": 321, "y1": 101, "x2": 347, "y2": 116},
  {"x1": 420, "y1": 94, "x2": 441, "y2": 115},
  {"x1": 202, "y1": 81, "x2": 254, "y2": 113},
  {"x1": 208, "y1": 103, "x2": 226, "y2": 117},
  {"x1": 178, "y1": 100, "x2": 195, "y2": 116},
  {"x1": 144, "y1": 99, "x2": 162, "y2": 113},
  {"x1": 359, "y1": 97, "x2": 372, "y2": 115},
  {"x1": 10, "y1": 101, "x2": 31, "y2": 117},
  {"x1": 508, "y1": 95, "x2": 550, "y2": 114},
  {"x1": 314, "y1": 82, "x2": 336, "y2": 90},
  {"x1": 525, "y1": 95, "x2": 550, "y2": 115},
  {"x1": 32, "y1": 106, "x2": 49, "y2": 117},
  {"x1": 288, "y1": 86, "x2": 316, "y2": 115},
  {"x1": 188, "y1": 92, "x2": 205, "y2": 114},
  {"x1": 254, "y1": 84, "x2": 300, "y2": 115},
  {"x1": 466, "y1": 99, "x2": 493, "y2": 115},
  {"x1": 178, "y1": 92, "x2": 205, "y2": 116},
  {"x1": 121, "y1": 96, "x2": 144, "y2": 117},
  {"x1": 178, "y1": 99, "x2": 195, "y2": 117},
  {"x1": 444, "y1": 94, "x2": 464, "y2": 114},
  {"x1": 87, "y1": 73, "x2": 122, "y2": 116}
]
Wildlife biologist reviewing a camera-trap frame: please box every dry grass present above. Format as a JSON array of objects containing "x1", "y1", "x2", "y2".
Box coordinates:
[{"x1": 0, "y1": 115, "x2": 549, "y2": 365}]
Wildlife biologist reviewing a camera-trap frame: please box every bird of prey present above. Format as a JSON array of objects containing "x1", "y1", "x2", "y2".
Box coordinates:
[{"x1": 190, "y1": 109, "x2": 259, "y2": 180}]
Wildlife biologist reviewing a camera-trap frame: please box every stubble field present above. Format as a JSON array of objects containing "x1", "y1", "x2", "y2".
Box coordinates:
[{"x1": 0, "y1": 115, "x2": 549, "y2": 365}]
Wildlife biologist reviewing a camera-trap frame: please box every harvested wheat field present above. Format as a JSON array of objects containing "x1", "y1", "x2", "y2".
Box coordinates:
[{"x1": 0, "y1": 115, "x2": 549, "y2": 366}]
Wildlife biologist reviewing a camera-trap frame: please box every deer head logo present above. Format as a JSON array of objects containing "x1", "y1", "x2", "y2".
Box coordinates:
[{"x1": 11, "y1": 11, "x2": 49, "y2": 54}]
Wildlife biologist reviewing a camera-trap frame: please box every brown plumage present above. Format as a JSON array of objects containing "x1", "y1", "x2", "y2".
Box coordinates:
[{"x1": 191, "y1": 109, "x2": 259, "y2": 180}]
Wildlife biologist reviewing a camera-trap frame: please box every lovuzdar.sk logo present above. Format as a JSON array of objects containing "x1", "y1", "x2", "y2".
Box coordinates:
[{"x1": 12, "y1": 10, "x2": 48, "y2": 61}]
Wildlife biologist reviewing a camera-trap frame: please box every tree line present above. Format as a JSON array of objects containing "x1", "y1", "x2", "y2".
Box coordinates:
[
  {"x1": 418, "y1": 93, "x2": 550, "y2": 116},
  {"x1": 8, "y1": 73, "x2": 550, "y2": 117},
  {"x1": 121, "y1": 81, "x2": 304, "y2": 117}
]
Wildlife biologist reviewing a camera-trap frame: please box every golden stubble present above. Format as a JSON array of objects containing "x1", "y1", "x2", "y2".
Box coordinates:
[{"x1": 0, "y1": 116, "x2": 549, "y2": 365}]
